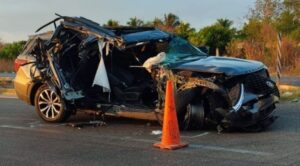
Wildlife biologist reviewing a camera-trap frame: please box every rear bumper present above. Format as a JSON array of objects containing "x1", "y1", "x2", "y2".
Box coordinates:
[{"x1": 14, "y1": 67, "x2": 33, "y2": 105}]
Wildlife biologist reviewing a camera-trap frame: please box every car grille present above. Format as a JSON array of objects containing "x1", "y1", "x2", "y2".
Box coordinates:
[{"x1": 244, "y1": 72, "x2": 279, "y2": 96}]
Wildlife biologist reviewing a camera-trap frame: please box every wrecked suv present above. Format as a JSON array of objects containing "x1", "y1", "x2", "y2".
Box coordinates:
[{"x1": 14, "y1": 14, "x2": 280, "y2": 131}]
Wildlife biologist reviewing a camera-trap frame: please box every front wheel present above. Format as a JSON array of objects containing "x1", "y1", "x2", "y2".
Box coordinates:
[
  {"x1": 34, "y1": 84, "x2": 69, "y2": 122},
  {"x1": 180, "y1": 102, "x2": 206, "y2": 130}
]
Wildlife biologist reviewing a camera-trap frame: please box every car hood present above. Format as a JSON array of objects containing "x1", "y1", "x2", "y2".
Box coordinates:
[{"x1": 172, "y1": 56, "x2": 265, "y2": 76}]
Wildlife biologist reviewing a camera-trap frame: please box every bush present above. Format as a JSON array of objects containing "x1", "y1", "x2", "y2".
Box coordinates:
[{"x1": 0, "y1": 41, "x2": 26, "y2": 60}]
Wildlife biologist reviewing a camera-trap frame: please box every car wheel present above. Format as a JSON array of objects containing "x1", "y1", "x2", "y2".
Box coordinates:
[
  {"x1": 181, "y1": 102, "x2": 205, "y2": 130},
  {"x1": 34, "y1": 84, "x2": 69, "y2": 122}
]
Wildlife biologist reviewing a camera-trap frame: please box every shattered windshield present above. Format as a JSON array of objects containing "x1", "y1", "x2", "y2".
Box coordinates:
[{"x1": 163, "y1": 37, "x2": 207, "y2": 64}]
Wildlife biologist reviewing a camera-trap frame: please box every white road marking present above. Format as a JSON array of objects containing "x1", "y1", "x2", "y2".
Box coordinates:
[
  {"x1": 0, "y1": 125, "x2": 33, "y2": 130},
  {"x1": 181, "y1": 132, "x2": 210, "y2": 138},
  {"x1": 0, "y1": 95, "x2": 17, "y2": 99},
  {"x1": 0, "y1": 124, "x2": 61, "y2": 134},
  {"x1": 0, "y1": 122, "x2": 271, "y2": 156},
  {"x1": 123, "y1": 136, "x2": 154, "y2": 143},
  {"x1": 28, "y1": 121, "x2": 41, "y2": 128},
  {"x1": 104, "y1": 135, "x2": 271, "y2": 156},
  {"x1": 102, "y1": 134, "x2": 271, "y2": 156},
  {"x1": 188, "y1": 144, "x2": 272, "y2": 156},
  {"x1": 0, "y1": 117, "x2": 36, "y2": 121}
]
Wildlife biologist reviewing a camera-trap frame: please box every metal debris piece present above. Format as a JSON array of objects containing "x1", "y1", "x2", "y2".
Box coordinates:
[
  {"x1": 291, "y1": 98, "x2": 299, "y2": 103},
  {"x1": 67, "y1": 120, "x2": 106, "y2": 128}
]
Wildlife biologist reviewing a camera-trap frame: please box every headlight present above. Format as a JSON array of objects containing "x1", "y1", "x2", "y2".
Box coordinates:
[{"x1": 228, "y1": 83, "x2": 244, "y2": 111}]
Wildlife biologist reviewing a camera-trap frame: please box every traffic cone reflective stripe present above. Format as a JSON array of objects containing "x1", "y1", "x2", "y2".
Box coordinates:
[{"x1": 153, "y1": 80, "x2": 188, "y2": 150}]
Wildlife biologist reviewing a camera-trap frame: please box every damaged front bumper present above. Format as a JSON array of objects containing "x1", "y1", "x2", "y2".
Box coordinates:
[{"x1": 222, "y1": 89, "x2": 279, "y2": 130}]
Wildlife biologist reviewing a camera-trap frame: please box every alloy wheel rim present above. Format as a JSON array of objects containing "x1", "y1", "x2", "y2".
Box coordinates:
[{"x1": 38, "y1": 89, "x2": 62, "y2": 119}]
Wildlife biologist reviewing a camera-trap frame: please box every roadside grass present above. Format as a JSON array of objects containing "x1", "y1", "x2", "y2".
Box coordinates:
[
  {"x1": 269, "y1": 59, "x2": 300, "y2": 76},
  {"x1": 0, "y1": 59, "x2": 14, "y2": 73},
  {"x1": 0, "y1": 88, "x2": 16, "y2": 96},
  {"x1": 279, "y1": 84, "x2": 300, "y2": 102},
  {"x1": 285, "y1": 66, "x2": 300, "y2": 76}
]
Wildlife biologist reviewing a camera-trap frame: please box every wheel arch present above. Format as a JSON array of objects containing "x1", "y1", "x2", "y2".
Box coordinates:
[{"x1": 29, "y1": 82, "x2": 44, "y2": 105}]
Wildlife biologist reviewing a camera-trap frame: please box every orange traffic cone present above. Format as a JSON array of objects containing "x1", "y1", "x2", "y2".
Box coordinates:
[{"x1": 153, "y1": 80, "x2": 188, "y2": 150}]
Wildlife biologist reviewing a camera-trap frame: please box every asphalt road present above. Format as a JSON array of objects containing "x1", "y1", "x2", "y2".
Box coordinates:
[{"x1": 0, "y1": 97, "x2": 300, "y2": 166}]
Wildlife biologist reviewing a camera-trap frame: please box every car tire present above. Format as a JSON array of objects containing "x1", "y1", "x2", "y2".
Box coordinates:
[
  {"x1": 180, "y1": 102, "x2": 206, "y2": 130},
  {"x1": 176, "y1": 88, "x2": 205, "y2": 130},
  {"x1": 34, "y1": 84, "x2": 69, "y2": 123}
]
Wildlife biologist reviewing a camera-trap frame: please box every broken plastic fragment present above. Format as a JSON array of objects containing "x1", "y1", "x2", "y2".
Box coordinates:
[
  {"x1": 93, "y1": 41, "x2": 111, "y2": 93},
  {"x1": 151, "y1": 130, "x2": 162, "y2": 135},
  {"x1": 143, "y1": 52, "x2": 166, "y2": 72}
]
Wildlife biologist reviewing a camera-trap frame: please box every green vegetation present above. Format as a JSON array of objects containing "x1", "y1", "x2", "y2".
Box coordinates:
[
  {"x1": 227, "y1": 0, "x2": 300, "y2": 72},
  {"x1": 0, "y1": 41, "x2": 26, "y2": 72},
  {"x1": 104, "y1": 19, "x2": 119, "y2": 27},
  {"x1": 0, "y1": 41, "x2": 26, "y2": 59},
  {"x1": 127, "y1": 17, "x2": 144, "y2": 27},
  {"x1": 198, "y1": 19, "x2": 236, "y2": 55}
]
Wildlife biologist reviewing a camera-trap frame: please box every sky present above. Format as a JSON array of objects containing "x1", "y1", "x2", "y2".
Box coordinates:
[{"x1": 0, "y1": 0, "x2": 256, "y2": 43}]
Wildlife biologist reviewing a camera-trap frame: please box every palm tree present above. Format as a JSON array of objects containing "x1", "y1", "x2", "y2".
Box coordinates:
[
  {"x1": 216, "y1": 18, "x2": 233, "y2": 28},
  {"x1": 152, "y1": 17, "x2": 163, "y2": 27},
  {"x1": 174, "y1": 22, "x2": 195, "y2": 39},
  {"x1": 154, "y1": 13, "x2": 180, "y2": 33},
  {"x1": 127, "y1": 17, "x2": 144, "y2": 27},
  {"x1": 163, "y1": 13, "x2": 180, "y2": 28},
  {"x1": 104, "y1": 19, "x2": 119, "y2": 27}
]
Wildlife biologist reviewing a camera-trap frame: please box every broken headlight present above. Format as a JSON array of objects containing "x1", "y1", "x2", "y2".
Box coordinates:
[{"x1": 228, "y1": 83, "x2": 244, "y2": 111}]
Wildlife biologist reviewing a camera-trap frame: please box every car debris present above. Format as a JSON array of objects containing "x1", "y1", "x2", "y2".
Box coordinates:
[
  {"x1": 151, "y1": 130, "x2": 162, "y2": 135},
  {"x1": 14, "y1": 14, "x2": 280, "y2": 132},
  {"x1": 67, "y1": 121, "x2": 106, "y2": 128}
]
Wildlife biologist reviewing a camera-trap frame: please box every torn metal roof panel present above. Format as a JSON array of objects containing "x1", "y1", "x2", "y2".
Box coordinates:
[{"x1": 121, "y1": 30, "x2": 170, "y2": 45}]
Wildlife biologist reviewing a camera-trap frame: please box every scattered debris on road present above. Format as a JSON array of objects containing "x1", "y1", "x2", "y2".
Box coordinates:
[
  {"x1": 67, "y1": 120, "x2": 106, "y2": 129},
  {"x1": 151, "y1": 130, "x2": 162, "y2": 135}
]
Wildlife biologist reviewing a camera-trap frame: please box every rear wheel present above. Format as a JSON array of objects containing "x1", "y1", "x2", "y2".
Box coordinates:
[{"x1": 34, "y1": 84, "x2": 69, "y2": 122}]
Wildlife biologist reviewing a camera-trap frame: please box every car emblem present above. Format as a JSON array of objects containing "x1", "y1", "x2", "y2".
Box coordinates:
[{"x1": 266, "y1": 81, "x2": 274, "y2": 88}]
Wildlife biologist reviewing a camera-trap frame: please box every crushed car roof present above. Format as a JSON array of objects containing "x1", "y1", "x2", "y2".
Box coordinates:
[{"x1": 36, "y1": 14, "x2": 170, "y2": 49}]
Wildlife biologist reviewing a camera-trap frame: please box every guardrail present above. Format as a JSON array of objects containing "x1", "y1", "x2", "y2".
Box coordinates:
[{"x1": 0, "y1": 76, "x2": 14, "y2": 89}]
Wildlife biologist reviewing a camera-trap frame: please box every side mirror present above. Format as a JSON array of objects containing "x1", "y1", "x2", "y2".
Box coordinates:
[{"x1": 197, "y1": 46, "x2": 209, "y2": 54}]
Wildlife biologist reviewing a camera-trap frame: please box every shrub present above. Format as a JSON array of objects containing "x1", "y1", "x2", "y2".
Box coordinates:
[{"x1": 0, "y1": 41, "x2": 26, "y2": 60}]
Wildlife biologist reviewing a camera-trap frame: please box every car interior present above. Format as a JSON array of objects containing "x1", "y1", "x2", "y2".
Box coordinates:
[{"x1": 43, "y1": 26, "x2": 167, "y2": 108}]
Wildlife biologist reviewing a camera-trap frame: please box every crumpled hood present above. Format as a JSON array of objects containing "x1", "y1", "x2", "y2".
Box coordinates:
[{"x1": 173, "y1": 56, "x2": 265, "y2": 76}]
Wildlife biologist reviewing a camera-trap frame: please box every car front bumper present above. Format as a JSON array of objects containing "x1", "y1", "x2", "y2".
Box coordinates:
[{"x1": 222, "y1": 94, "x2": 279, "y2": 130}]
